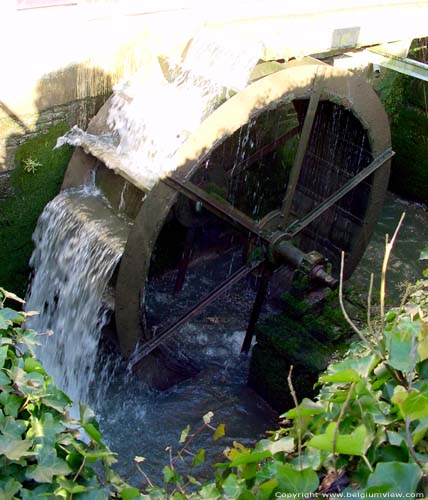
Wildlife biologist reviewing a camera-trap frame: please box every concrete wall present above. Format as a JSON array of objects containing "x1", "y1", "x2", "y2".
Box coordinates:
[{"x1": 1, "y1": 0, "x2": 428, "y2": 174}]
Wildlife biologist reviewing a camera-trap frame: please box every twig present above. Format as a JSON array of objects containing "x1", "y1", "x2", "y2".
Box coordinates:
[
  {"x1": 135, "y1": 463, "x2": 154, "y2": 488},
  {"x1": 367, "y1": 273, "x2": 375, "y2": 338},
  {"x1": 380, "y1": 212, "x2": 405, "y2": 332},
  {"x1": 339, "y1": 252, "x2": 368, "y2": 345},
  {"x1": 287, "y1": 365, "x2": 302, "y2": 470},
  {"x1": 332, "y1": 382, "x2": 355, "y2": 474}
]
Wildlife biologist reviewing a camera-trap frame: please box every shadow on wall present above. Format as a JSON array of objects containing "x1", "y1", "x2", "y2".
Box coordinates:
[{"x1": 0, "y1": 64, "x2": 113, "y2": 295}]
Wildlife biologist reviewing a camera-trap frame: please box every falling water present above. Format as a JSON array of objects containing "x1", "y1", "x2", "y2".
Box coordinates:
[
  {"x1": 57, "y1": 29, "x2": 262, "y2": 189},
  {"x1": 26, "y1": 187, "x2": 128, "y2": 403}
]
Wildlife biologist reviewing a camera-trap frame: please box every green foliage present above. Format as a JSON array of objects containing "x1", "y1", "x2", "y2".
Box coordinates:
[
  {"x1": 375, "y1": 67, "x2": 428, "y2": 203},
  {"x1": 0, "y1": 123, "x2": 73, "y2": 294},
  {"x1": 3, "y1": 256, "x2": 428, "y2": 499},
  {"x1": 0, "y1": 288, "x2": 125, "y2": 499}
]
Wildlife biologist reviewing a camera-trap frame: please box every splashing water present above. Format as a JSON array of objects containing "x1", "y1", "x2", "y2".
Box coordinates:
[
  {"x1": 26, "y1": 188, "x2": 128, "y2": 403},
  {"x1": 57, "y1": 29, "x2": 262, "y2": 190}
]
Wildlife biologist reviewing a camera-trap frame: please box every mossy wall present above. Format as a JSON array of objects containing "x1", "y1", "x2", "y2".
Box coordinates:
[
  {"x1": 0, "y1": 123, "x2": 73, "y2": 294},
  {"x1": 375, "y1": 40, "x2": 428, "y2": 203},
  {"x1": 248, "y1": 291, "x2": 350, "y2": 412}
]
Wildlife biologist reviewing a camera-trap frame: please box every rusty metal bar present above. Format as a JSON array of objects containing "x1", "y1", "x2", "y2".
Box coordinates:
[
  {"x1": 281, "y1": 75, "x2": 324, "y2": 222},
  {"x1": 163, "y1": 176, "x2": 269, "y2": 242},
  {"x1": 284, "y1": 147, "x2": 394, "y2": 238},
  {"x1": 241, "y1": 263, "x2": 273, "y2": 353},
  {"x1": 129, "y1": 260, "x2": 264, "y2": 370}
]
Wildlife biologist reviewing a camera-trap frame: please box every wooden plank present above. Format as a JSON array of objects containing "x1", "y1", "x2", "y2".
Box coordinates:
[{"x1": 281, "y1": 74, "x2": 324, "y2": 223}]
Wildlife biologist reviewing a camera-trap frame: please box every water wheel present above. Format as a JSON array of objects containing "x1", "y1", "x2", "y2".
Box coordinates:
[{"x1": 63, "y1": 62, "x2": 391, "y2": 385}]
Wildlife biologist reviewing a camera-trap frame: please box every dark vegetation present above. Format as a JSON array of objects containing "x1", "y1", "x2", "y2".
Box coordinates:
[{"x1": 0, "y1": 123, "x2": 73, "y2": 295}]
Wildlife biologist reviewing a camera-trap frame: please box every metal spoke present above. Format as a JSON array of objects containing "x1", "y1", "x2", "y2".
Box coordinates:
[
  {"x1": 129, "y1": 259, "x2": 264, "y2": 370},
  {"x1": 284, "y1": 148, "x2": 394, "y2": 238}
]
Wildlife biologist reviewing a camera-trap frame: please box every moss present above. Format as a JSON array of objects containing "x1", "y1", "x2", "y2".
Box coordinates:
[
  {"x1": 248, "y1": 291, "x2": 350, "y2": 411},
  {"x1": 375, "y1": 69, "x2": 428, "y2": 202},
  {"x1": 0, "y1": 123, "x2": 73, "y2": 294},
  {"x1": 389, "y1": 107, "x2": 428, "y2": 202}
]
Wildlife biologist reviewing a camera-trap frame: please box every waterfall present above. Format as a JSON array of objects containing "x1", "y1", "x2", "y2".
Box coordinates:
[
  {"x1": 28, "y1": 30, "x2": 263, "y2": 406},
  {"x1": 57, "y1": 29, "x2": 262, "y2": 190},
  {"x1": 26, "y1": 187, "x2": 128, "y2": 404}
]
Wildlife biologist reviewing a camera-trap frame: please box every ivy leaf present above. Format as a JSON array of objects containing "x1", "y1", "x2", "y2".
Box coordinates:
[
  {"x1": 0, "y1": 435, "x2": 34, "y2": 460},
  {"x1": 275, "y1": 464, "x2": 319, "y2": 494},
  {"x1": 28, "y1": 413, "x2": 64, "y2": 446},
  {"x1": 366, "y1": 462, "x2": 422, "y2": 494},
  {"x1": 256, "y1": 437, "x2": 294, "y2": 455},
  {"x1": 84, "y1": 422, "x2": 103, "y2": 445},
  {"x1": 307, "y1": 423, "x2": 371, "y2": 456},
  {"x1": 0, "y1": 288, "x2": 25, "y2": 304},
  {"x1": 282, "y1": 398, "x2": 325, "y2": 419},
  {"x1": 198, "y1": 483, "x2": 221, "y2": 500},
  {"x1": 55, "y1": 477, "x2": 88, "y2": 494},
  {"x1": 0, "y1": 416, "x2": 28, "y2": 438},
  {"x1": 192, "y1": 448, "x2": 206, "y2": 467},
  {"x1": 120, "y1": 487, "x2": 141, "y2": 500},
  {"x1": 386, "y1": 325, "x2": 419, "y2": 372},
  {"x1": 213, "y1": 423, "x2": 225, "y2": 441},
  {"x1": 258, "y1": 479, "x2": 279, "y2": 500},
  {"x1": 0, "y1": 308, "x2": 25, "y2": 329},
  {"x1": 0, "y1": 393, "x2": 23, "y2": 418},
  {"x1": 400, "y1": 392, "x2": 428, "y2": 421},
  {"x1": 179, "y1": 424, "x2": 190, "y2": 443},
  {"x1": 228, "y1": 450, "x2": 271, "y2": 466},
  {"x1": 320, "y1": 368, "x2": 361, "y2": 383},
  {"x1": 326, "y1": 355, "x2": 378, "y2": 379},
  {"x1": 26, "y1": 446, "x2": 71, "y2": 483},
  {"x1": 42, "y1": 384, "x2": 72, "y2": 412},
  {"x1": 0, "y1": 345, "x2": 9, "y2": 369},
  {"x1": 420, "y1": 247, "x2": 428, "y2": 260},
  {"x1": 0, "y1": 477, "x2": 22, "y2": 500},
  {"x1": 20, "y1": 484, "x2": 56, "y2": 499},
  {"x1": 162, "y1": 466, "x2": 178, "y2": 484},
  {"x1": 24, "y1": 357, "x2": 46, "y2": 376},
  {"x1": 0, "y1": 371, "x2": 10, "y2": 386},
  {"x1": 222, "y1": 474, "x2": 243, "y2": 499}
]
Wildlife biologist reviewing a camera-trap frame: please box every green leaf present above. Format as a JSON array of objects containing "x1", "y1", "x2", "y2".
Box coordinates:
[
  {"x1": 84, "y1": 422, "x2": 103, "y2": 445},
  {"x1": 326, "y1": 355, "x2": 378, "y2": 379},
  {"x1": 26, "y1": 446, "x2": 71, "y2": 483},
  {"x1": 307, "y1": 423, "x2": 371, "y2": 456},
  {"x1": 0, "y1": 371, "x2": 10, "y2": 385},
  {"x1": 121, "y1": 487, "x2": 141, "y2": 500},
  {"x1": 366, "y1": 462, "x2": 422, "y2": 495},
  {"x1": 0, "y1": 308, "x2": 25, "y2": 325},
  {"x1": 0, "y1": 393, "x2": 22, "y2": 417},
  {"x1": 275, "y1": 464, "x2": 319, "y2": 494},
  {"x1": 213, "y1": 423, "x2": 225, "y2": 441},
  {"x1": 229, "y1": 450, "x2": 271, "y2": 466},
  {"x1": 282, "y1": 398, "x2": 325, "y2": 419},
  {"x1": 0, "y1": 345, "x2": 9, "y2": 369},
  {"x1": 179, "y1": 424, "x2": 190, "y2": 443},
  {"x1": 386, "y1": 319, "x2": 421, "y2": 372},
  {"x1": 258, "y1": 479, "x2": 278, "y2": 500},
  {"x1": 199, "y1": 483, "x2": 221, "y2": 500},
  {"x1": 192, "y1": 448, "x2": 206, "y2": 467},
  {"x1": 256, "y1": 437, "x2": 294, "y2": 455},
  {"x1": 320, "y1": 368, "x2": 361, "y2": 383},
  {"x1": 0, "y1": 288, "x2": 25, "y2": 304},
  {"x1": 222, "y1": 474, "x2": 243, "y2": 499},
  {"x1": 162, "y1": 466, "x2": 177, "y2": 483},
  {"x1": 42, "y1": 384, "x2": 72, "y2": 411},
  {"x1": 0, "y1": 478, "x2": 22, "y2": 500},
  {"x1": 24, "y1": 357, "x2": 46, "y2": 376},
  {"x1": 0, "y1": 416, "x2": 28, "y2": 438},
  {"x1": 0, "y1": 435, "x2": 34, "y2": 460},
  {"x1": 290, "y1": 447, "x2": 321, "y2": 471},
  {"x1": 56, "y1": 477, "x2": 88, "y2": 494},
  {"x1": 28, "y1": 413, "x2": 64, "y2": 446},
  {"x1": 420, "y1": 247, "x2": 428, "y2": 260},
  {"x1": 401, "y1": 391, "x2": 428, "y2": 421}
]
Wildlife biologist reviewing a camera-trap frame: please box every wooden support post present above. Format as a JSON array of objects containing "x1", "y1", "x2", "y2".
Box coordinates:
[{"x1": 281, "y1": 74, "x2": 324, "y2": 223}]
